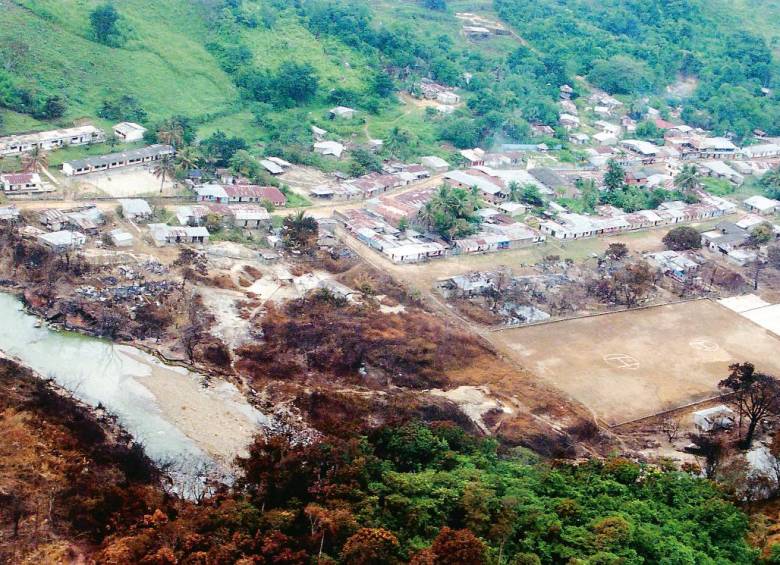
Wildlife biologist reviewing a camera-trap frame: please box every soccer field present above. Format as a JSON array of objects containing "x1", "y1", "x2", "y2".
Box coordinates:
[{"x1": 491, "y1": 300, "x2": 780, "y2": 426}]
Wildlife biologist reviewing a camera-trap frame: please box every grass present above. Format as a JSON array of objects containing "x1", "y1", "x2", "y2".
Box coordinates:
[
  {"x1": 282, "y1": 192, "x2": 312, "y2": 208},
  {"x1": 700, "y1": 176, "x2": 736, "y2": 196}
]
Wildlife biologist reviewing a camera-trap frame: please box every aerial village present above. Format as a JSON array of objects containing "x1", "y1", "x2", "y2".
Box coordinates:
[{"x1": 1, "y1": 17, "x2": 780, "y2": 504}]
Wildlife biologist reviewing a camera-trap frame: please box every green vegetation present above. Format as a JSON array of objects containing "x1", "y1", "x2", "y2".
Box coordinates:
[
  {"x1": 417, "y1": 184, "x2": 482, "y2": 240},
  {"x1": 95, "y1": 421, "x2": 759, "y2": 563},
  {"x1": 496, "y1": 0, "x2": 780, "y2": 140}
]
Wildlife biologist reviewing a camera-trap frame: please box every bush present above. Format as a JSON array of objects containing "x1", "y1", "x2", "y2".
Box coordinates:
[{"x1": 663, "y1": 226, "x2": 702, "y2": 251}]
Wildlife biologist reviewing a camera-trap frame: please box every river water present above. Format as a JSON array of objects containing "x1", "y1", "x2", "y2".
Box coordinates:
[{"x1": 0, "y1": 292, "x2": 269, "y2": 494}]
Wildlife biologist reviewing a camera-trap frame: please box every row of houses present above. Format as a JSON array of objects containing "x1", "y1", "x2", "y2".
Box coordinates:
[
  {"x1": 62, "y1": 144, "x2": 174, "y2": 176},
  {"x1": 540, "y1": 195, "x2": 737, "y2": 240},
  {"x1": 310, "y1": 163, "x2": 433, "y2": 201},
  {"x1": 194, "y1": 184, "x2": 287, "y2": 207},
  {"x1": 0, "y1": 126, "x2": 104, "y2": 156},
  {"x1": 176, "y1": 203, "x2": 271, "y2": 230}
]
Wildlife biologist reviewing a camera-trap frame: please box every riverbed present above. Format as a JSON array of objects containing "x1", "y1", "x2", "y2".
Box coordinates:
[{"x1": 0, "y1": 292, "x2": 269, "y2": 491}]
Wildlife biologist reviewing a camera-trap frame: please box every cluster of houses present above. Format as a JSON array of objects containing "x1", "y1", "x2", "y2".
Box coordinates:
[
  {"x1": 701, "y1": 205, "x2": 780, "y2": 266},
  {"x1": 335, "y1": 180, "x2": 546, "y2": 263},
  {"x1": 310, "y1": 161, "x2": 436, "y2": 200}
]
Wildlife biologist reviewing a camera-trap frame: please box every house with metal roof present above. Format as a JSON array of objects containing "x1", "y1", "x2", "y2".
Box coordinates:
[{"x1": 62, "y1": 144, "x2": 174, "y2": 176}]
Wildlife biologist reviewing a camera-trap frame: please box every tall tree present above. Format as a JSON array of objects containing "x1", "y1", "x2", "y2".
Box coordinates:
[
  {"x1": 603, "y1": 159, "x2": 625, "y2": 193},
  {"x1": 719, "y1": 363, "x2": 780, "y2": 448},
  {"x1": 152, "y1": 154, "x2": 175, "y2": 194},
  {"x1": 675, "y1": 164, "x2": 701, "y2": 194}
]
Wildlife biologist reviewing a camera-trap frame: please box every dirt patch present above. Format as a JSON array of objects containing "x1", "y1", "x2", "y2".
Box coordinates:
[
  {"x1": 491, "y1": 300, "x2": 780, "y2": 426},
  {"x1": 68, "y1": 166, "x2": 176, "y2": 198}
]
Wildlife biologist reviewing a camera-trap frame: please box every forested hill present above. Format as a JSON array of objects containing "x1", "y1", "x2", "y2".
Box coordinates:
[
  {"x1": 495, "y1": 0, "x2": 780, "y2": 138},
  {"x1": 0, "y1": 0, "x2": 778, "y2": 153}
]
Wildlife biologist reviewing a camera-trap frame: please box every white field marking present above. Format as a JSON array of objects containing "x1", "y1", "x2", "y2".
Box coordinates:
[
  {"x1": 689, "y1": 338, "x2": 719, "y2": 352},
  {"x1": 603, "y1": 353, "x2": 640, "y2": 370}
]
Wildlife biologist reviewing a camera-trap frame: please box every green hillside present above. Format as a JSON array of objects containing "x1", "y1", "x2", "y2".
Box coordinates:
[
  {"x1": 0, "y1": 0, "x2": 372, "y2": 139},
  {"x1": 1, "y1": 0, "x2": 780, "y2": 160}
]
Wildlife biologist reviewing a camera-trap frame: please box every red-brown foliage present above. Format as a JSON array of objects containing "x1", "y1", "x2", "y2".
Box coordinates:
[{"x1": 236, "y1": 294, "x2": 487, "y2": 388}]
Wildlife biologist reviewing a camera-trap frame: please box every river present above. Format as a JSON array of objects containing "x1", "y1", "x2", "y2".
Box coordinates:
[{"x1": 0, "y1": 292, "x2": 269, "y2": 495}]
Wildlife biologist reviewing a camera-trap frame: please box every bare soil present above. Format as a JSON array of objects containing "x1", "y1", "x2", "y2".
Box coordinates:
[{"x1": 490, "y1": 299, "x2": 780, "y2": 426}]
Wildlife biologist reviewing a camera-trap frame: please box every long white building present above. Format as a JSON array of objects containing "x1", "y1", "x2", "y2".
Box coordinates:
[{"x1": 0, "y1": 126, "x2": 105, "y2": 156}]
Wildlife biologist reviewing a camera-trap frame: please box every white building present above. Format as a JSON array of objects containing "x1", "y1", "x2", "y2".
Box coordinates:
[
  {"x1": 37, "y1": 230, "x2": 87, "y2": 252},
  {"x1": 62, "y1": 144, "x2": 174, "y2": 176},
  {"x1": 109, "y1": 229, "x2": 134, "y2": 247},
  {"x1": 119, "y1": 198, "x2": 153, "y2": 220},
  {"x1": 744, "y1": 195, "x2": 780, "y2": 215},
  {"x1": 0, "y1": 172, "x2": 45, "y2": 193},
  {"x1": 421, "y1": 156, "x2": 450, "y2": 173},
  {"x1": 113, "y1": 122, "x2": 147, "y2": 143},
  {"x1": 313, "y1": 141, "x2": 345, "y2": 159},
  {"x1": 0, "y1": 126, "x2": 105, "y2": 156}
]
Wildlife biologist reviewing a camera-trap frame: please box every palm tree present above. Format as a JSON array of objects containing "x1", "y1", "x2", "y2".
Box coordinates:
[
  {"x1": 175, "y1": 146, "x2": 202, "y2": 175},
  {"x1": 153, "y1": 154, "x2": 176, "y2": 194},
  {"x1": 674, "y1": 164, "x2": 700, "y2": 194},
  {"x1": 158, "y1": 123, "x2": 184, "y2": 149},
  {"x1": 417, "y1": 201, "x2": 436, "y2": 229},
  {"x1": 21, "y1": 146, "x2": 48, "y2": 173}
]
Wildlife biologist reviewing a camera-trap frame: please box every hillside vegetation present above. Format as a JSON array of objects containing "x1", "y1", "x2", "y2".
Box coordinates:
[{"x1": 3, "y1": 0, "x2": 779, "y2": 157}]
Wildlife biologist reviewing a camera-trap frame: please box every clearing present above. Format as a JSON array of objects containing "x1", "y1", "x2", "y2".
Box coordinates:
[{"x1": 490, "y1": 300, "x2": 780, "y2": 426}]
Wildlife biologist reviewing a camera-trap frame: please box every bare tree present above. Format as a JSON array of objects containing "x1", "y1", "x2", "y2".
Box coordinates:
[{"x1": 661, "y1": 417, "x2": 681, "y2": 443}]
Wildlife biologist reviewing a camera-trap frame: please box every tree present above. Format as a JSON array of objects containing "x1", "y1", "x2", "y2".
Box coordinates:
[
  {"x1": 152, "y1": 154, "x2": 175, "y2": 194},
  {"x1": 603, "y1": 159, "x2": 625, "y2": 193},
  {"x1": 416, "y1": 184, "x2": 481, "y2": 241},
  {"x1": 36, "y1": 96, "x2": 67, "y2": 120},
  {"x1": 175, "y1": 146, "x2": 202, "y2": 175},
  {"x1": 745, "y1": 222, "x2": 773, "y2": 248},
  {"x1": 605, "y1": 243, "x2": 629, "y2": 261},
  {"x1": 422, "y1": 0, "x2": 447, "y2": 10},
  {"x1": 341, "y1": 528, "x2": 400, "y2": 565},
  {"x1": 587, "y1": 55, "x2": 654, "y2": 95},
  {"x1": 719, "y1": 363, "x2": 780, "y2": 448},
  {"x1": 275, "y1": 61, "x2": 318, "y2": 105},
  {"x1": 663, "y1": 226, "x2": 701, "y2": 251},
  {"x1": 520, "y1": 184, "x2": 544, "y2": 207},
  {"x1": 283, "y1": 211, "x2": 318, "y2": 251},
  {"x1": 202, "y1": 131, "x2": 248, "y2": 167},
  {"x1": 576, "y1": 178, "x2": 599, "y2": 212},
  {"x1": 350, "y1": 147, "x2": 383, "y2": 176},
  {"x1": 228, "y1": 149, "x2": 261, "y2": 178},
  {"x1": 90, "y1": 4, "x2": 121, "y2": 45},
  {"x1": 661, "y1": 417, "x2": 681, "y2": 443},
  {"x1": 761, "y1": 167, "x2": 780, "y2": 200},
  {"x1": 675, "y1": 165, "x2": 701, "y2": 194},
  {"x1": 21, "y1": 146, "x2": 48, "y2": 173},
  {"x1": 428, "y1": 527, "x2": 487, "y2": 565}
]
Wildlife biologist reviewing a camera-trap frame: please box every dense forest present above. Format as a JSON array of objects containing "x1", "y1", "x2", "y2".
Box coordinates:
[
  {"x1": 495, "y1": 0, "x2": 780, "y2": 139},
  {"x1": 0, "y1": 355, "x2": 763, "y2": 563}
]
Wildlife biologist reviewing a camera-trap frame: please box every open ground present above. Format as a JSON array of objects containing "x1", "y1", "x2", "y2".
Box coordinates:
[{"x1": 490, "y1": 300, "x2": 780, "y2": 427}]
